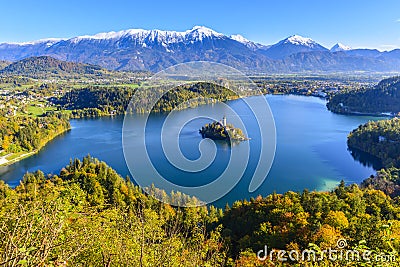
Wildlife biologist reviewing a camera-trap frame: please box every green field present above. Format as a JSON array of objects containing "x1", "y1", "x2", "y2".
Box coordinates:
[
  {"x1": 5, "y1": 151, "x2": 28, "y2": 161},
  {"x1": 26, "y1": 102, "x2": 57, "y2": 117}
]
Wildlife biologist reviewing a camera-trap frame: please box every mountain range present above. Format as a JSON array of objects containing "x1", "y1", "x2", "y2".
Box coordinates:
[{"x1": 0, "y1": 26, "x2": 399, "y2": 73}]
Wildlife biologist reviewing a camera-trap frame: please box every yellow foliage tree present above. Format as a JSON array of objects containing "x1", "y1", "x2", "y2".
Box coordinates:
[
  {"x1": 324, "y1": 211, "x2": 349, "y2": 230},
  {"x1": 1, "y1": 135, "x2": 11, "y2": 152},
  {"x1": 312, "y1": 224, "x2": 343, "y2": 249}
]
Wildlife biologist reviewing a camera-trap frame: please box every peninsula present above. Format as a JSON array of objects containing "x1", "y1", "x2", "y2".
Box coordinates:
[{"x1": 199, "y1": 116, "x2": 248, "y2": 141}]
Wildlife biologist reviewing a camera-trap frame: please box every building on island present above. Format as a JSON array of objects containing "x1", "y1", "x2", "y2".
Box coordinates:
[
  {"x1": 221, "y1": 116, "x2": 227, "y2": 127},
  {"x1": 200, "y1": 116, "x2": 248, "y2": 141}
]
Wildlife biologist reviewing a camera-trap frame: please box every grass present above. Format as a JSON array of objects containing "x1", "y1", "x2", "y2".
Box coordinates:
[
  {"x1": 5, "y1": 151, "x2": 28, "y2": 161},
  {"x1": 111, "y1": 83, "x2": 140, "y2": 89},
  {"x1": 27, "y1": 104, "x2": 45, "y2": 116},
  {"x1": 67, "y1": 83, "x2": 140, "y2": 90},
  {"x1": 0, "y1": 150, "x2": 36, "y2": 166},
  {"x1": 0, "y1": 82, "x2": 41, "y2": 91},
  {"x1": 26, "y1": 102, "x2": 57, "y2": 117}
]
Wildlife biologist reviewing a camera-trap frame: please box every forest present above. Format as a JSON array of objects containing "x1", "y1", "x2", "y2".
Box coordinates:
[
  {"x1": 348, "y1": 118, "x2": 400, "y2": 203},
  {"x1": 1, "y1": 155, "x2": 400, "y2": 266},
  {"x1": 347, "y1": 118, "x2": 400, "y2": 169},
  {"x1": 52, "y1": 86, "x2": 135, "y2": 118},
  {"x1": 362, "y1": 167, "x2": 400, "y2": 198},
  {"x1": 327, "y1": 76, "x2": 400, "y2": 115},
  {"x1": 0, "y1": 114, "x2": 70, "y2": 154},
  {"x1": 53, "y1": 82, "x2": 241, "y2": 117}
]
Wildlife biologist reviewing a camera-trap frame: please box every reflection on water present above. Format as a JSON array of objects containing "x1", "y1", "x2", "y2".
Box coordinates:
[{"x1": 348, "y1": 146, "x2": 383, "y2": 170}]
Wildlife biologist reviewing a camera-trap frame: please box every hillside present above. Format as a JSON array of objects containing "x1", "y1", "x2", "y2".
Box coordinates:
[
  {"x1": 1, "y1": 156, "x2": 400, "y2": 266},
  {"x1": 52, "y1": 82, "x2": 240, "y2": 117},
  {"x1": 0, "y1": 60, "x2": 10, "y2": 70},
  {"x1": 0, "y1": 56, "x2": 110, "y2": 78},
  {"x1": 347, "y1": 118, "x2": 400, "y2": 168},
  {"x1": 362, "y1": 167, "x2": 400, "y2": 197},
  {"x1": 327, "y1": 76, "x2": 400, "y2": 115}
]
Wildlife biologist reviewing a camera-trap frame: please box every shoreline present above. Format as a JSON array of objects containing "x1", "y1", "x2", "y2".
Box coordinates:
[
  {"x1": 1, "y1": 93, "x2": 390, "y2": 167},
  {"x1": 329, "y1": 110, "x2": 396, "y2": 118},
  {"x1": 0, "y1": 151, "x2": 37, "y2": 166},
  {"x1": 0, "y1": 94, "x2": 383, "y2": 199},
  {"x1": 0, "y1": 127, "x2": 71, "y2": 167}
]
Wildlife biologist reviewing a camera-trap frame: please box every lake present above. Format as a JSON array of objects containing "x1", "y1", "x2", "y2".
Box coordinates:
[{"x1": 0, "y1": 95, "x2": 380, "y2": 206}]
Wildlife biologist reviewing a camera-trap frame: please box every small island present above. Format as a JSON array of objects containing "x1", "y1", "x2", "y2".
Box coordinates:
[{"x1": 199, "y1": 116, "x2": 249, "y2": 141}]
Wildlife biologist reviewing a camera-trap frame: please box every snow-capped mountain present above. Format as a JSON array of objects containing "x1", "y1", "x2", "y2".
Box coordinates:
[
  {"x1": 230, "y1": 34, "x2": 260, "y2": 50},
  {"x1": 282, "y1": 35, "x2": 320, "y2": 47},
  {"x1": 261, "y1": 34, "x2": 328, "y2": 59},
  {"x1": 0, "y1": 26, "x2": 400, "y2": 73},
  {"x1": 69, "y1": 26, "x2": 226, "y2": 46},
  {"x1": 331, "y1": 43, "x2": 352, "y2": 52},
  {"x1": 8, "y1": 38, "x2": 65, "y2": 47},
  {"x1": 0, "y1": 26, "x2": 229, "y2": 56},
  {"x1": 0, "y1": 38, "x2": 68, "y2": 62},
  {"x1": 41, "y1": 26, "x2": 270, "y2": 71}
]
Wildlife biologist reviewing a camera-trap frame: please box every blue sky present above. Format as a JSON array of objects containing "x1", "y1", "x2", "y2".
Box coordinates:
[{"x1": 1, "y1": 0, "x2": 400, "y2": 50}]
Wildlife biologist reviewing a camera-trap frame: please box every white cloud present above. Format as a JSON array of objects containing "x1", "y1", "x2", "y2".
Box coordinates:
[
  {"x1": 379, "y1": 44, "x2": 400, "y2": 51},
  {"x1": 397, "y1": 18, "x2": 400, "y2": 22}
]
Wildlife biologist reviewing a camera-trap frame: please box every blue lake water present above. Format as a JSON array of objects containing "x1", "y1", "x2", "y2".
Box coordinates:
[{"x1": 0, "y1": 95, "x2": 380, "y2": 206}]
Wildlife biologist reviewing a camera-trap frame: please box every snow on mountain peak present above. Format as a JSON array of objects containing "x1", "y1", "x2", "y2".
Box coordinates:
[
  {"x1": 229, "y1": 34, "x2": 260, "y2": 50},
  {"x1": 284, "y1": 35, "x2": 317, "y2": 46},
  {"x1": 70, "y1": 29, "x2": 146, "y2": 43},
  {"x1": 190, "y1": 26, "x2": 217, "y2": 34},
  {"x1": 330, "y1": 43, "x2": 352, "y2": 52},
  {"x1": 68, "y1": 26, "x2": 224, "y2": 44},
  {"x1": 230, "y1": 34, "x2": 249, "y2": 43},
  {"x1": 185, "y1": 26, "x2": 224, "y2": 40},
  {"x1": 5, "y1": 38, "x2": 66, "y2": 46}
]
